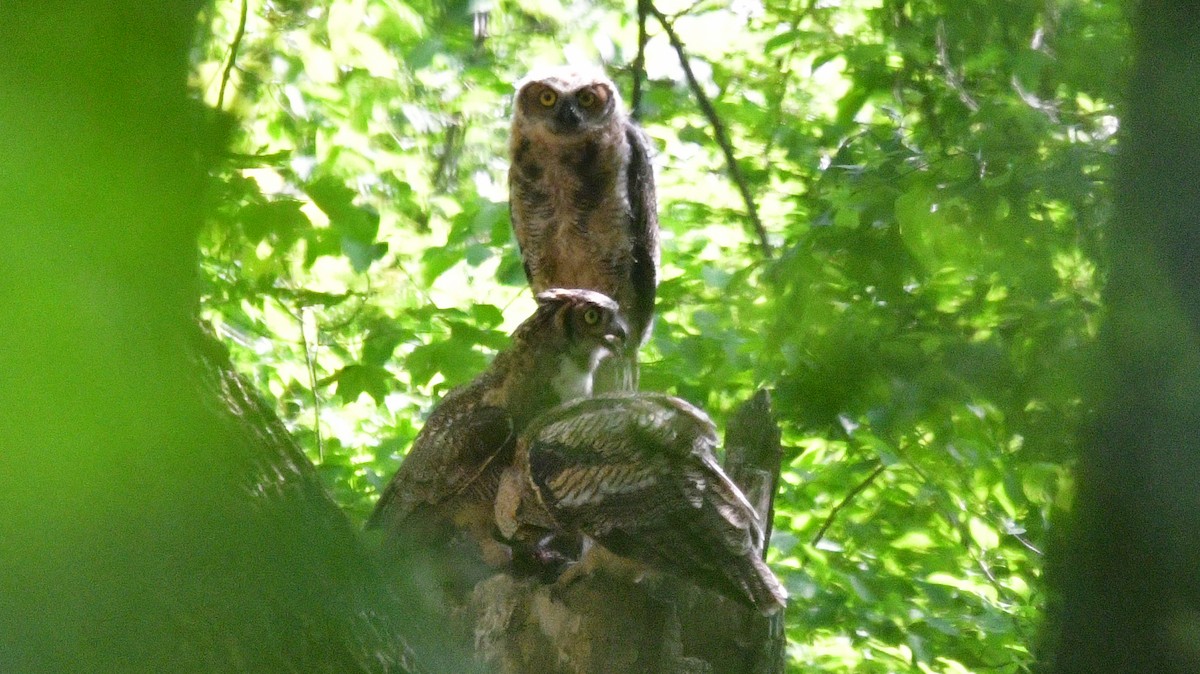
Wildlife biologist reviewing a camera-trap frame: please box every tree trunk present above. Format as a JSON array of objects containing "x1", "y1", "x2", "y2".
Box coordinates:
[
  {"x1": 1044, "y1": 2, "x2": 1200, "y2": 672},
  {"x1": 0, "y1": 5, "x2": 467, "y2": 671}
]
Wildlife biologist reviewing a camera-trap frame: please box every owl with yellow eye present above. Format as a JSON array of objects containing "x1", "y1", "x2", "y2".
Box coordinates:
[
  {"x1": 509, "y1": 65, "x2": 660, "y2": 393},
  {"x1": 366, "y1": 289, "x2": 628, "y2": 593}
]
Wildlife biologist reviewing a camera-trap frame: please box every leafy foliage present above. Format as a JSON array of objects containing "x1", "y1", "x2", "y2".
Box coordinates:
[{"x1": 194, "y1": 0, "x2": 1125, "y2": 670}]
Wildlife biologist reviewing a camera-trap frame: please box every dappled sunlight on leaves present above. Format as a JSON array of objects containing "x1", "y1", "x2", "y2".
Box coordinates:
[{"x1": 194, "y1": 0, "x2": 1123, "y2": 669}]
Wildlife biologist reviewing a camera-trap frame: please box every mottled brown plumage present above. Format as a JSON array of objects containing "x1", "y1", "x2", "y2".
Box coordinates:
[
  {"x1": 367, "y1": 289, "x2": 627, "y2": 576},
  {"x1": 495, "y1": 393, "x2": 788, "y2": 615},
  {"x1": 509, "y1": 65, "x2": 659, "y2": 392}
]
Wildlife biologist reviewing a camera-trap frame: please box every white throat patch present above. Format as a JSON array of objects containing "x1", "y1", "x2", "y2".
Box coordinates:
[{"x1": 551, "y1": 355, "x2": 594, "y2": 401}]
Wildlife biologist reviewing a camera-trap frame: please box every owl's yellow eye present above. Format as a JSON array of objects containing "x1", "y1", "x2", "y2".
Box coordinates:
[
  {"x1": 538, "y1": 90, "x2": 558, "y2": 107},
  {"x1": 577, "y1": 90, "x2": 597, "y2": 107},
  {"x1": 583, "y1": 308, "x2": 600, "y2": 325}
]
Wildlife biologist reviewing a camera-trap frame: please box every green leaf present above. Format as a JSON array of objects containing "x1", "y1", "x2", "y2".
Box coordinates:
[
  {"x1": 894, "y1": 188, "x2": 944, "y2": 232},
  {"x1": 240, "y1": 199, "x2": 309, "y2": 244},
  {"x1": 303, "y1": 229, "x2": 342, "y2": 267},
  {"x1": 765, "y1": 30, "x2": 800, "y2": 53},
  {"x1": 343, "y1": 239, "x2": 388, "y2": 273},
  {"x1": 362, "y1": 324, "x2": 408, "y2": 366},
  {"x1": 968, "y1": 517, "x2": 1000, "y2": 550},
  {"x1": 465, "y1": 243, "x2": 492, "y2": 266},
  {"x1": 495, "y1": 252, "x2": 527, "y2": 286},
  {"x1": 330, "y1": 364, "x2": 396, "y2": 405},
  {"x1": 421, "y1": 246, "x2": 463, "y2": 286},
  {"x1": 469, "y1": 303, "x2": 504, "y2": 328},
  {"x1": 405, "y1": 340, "x2": 489, "y2": 389}
]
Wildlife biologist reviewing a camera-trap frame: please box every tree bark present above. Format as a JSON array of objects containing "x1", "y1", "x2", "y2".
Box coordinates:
[
  {"x1": 725, "y1": 389, "x2": 784, "y2": 555},
  {"x1": 1044, "y1": 2, "x2": 1200, "y2": 672}
]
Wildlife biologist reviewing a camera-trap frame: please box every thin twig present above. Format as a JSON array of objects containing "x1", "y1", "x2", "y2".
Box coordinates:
[
  {"x1": 393, "y1": 260, "x2": 437, "y2": 307},
  {"x1": 631, "y1": 0, "x2": 649, "y2": 121},
  {"x1": 761, "y1": 0, "x2": 819, "y2": 160},
  {"x1": 319, "y1": 276, "x2": 373, "y2": 332},
  {"x1": 297, "y1": 307, "x2": 325, "y2": 463},
  {"x1": 217, "y1": 0, "x2": 249, "y2": 110},
  {"x1": 1011, "y1": 530, "x2": 1044, "y2": 556},
  {"x1": 935, "y1": 20, "x2": 979, "y2": 113},
  {"x1": 431, "y1": 115, "x2": 463, "y2": 193},
  {"x1": 647, "y1": 1, "x2": 773, "y2": 258},
  {"x1": 895, "y1": 445, "x2": 1032, "y2": 642},
  {"x1": 810, "y1": 462, "x2": 886, "y2": 547},
  {"x1": 670, "y1": 0, "x2": 723, "y2": 20}
]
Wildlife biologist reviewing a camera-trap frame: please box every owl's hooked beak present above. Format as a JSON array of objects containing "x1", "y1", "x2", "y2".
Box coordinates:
[
  {"x1": 602, "y1": 317, "x2": 629, "y2": 355},
  {"x1": 553, "y1": 103, "x2": 582, "y2": 132}
]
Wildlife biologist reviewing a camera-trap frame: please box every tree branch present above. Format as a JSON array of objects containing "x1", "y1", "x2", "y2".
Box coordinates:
[
  {"x1": 761, "y1": 0, "x2": 818, "y2": 160},
  {"x1": 216, "y1": 0, "x2": 248, "y2": 110},
  {"x1": 296, "y1": 307, "x2": 325, "y2": 463},
  {"x1": 810, "y1": 462, "x2": 886, "y2": 548},
  {"x1": 934, "y1": 20, "x2": 979, "y2": 113},
  {"x1": 631, "y1": 0, "x2": 649, "y2": 121},
  {"x1": 647, "y1": 1, "x2": 773, "y2": 258}
]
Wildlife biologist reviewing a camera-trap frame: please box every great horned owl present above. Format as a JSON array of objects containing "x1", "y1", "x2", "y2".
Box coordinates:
[
  {"x1": 495, "y1": 393, "x2": 788, "y2": 615},
  {"x1": 509, "y1": 65, "x2": 659, "y2": 393},
  {"x1": 366, "y1": 289, "x2": 627, "y2": 590}
]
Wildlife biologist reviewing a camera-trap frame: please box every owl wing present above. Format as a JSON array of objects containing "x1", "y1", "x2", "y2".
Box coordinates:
[
  {"x1": 507, "y1": 136, "x2": 539, "y2": 289},
  {"x1": 367, "y1": 384, "x2": 514, "y2": 534},
  {"x1": 521, "y1": 394, "x2": 787, "y2": 614},
  {"x1": 624, "y1": 122, "x2": 659, "y2": 347}
]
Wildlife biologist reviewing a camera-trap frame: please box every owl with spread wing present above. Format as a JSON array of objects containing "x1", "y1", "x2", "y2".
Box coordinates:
[
  {"x1": 367, "y1": 289, "x2": 627, "y2": 583},
  {"x1": 495, "y1": 393, "x2": 787, "y2": 615},
  {"x1": 509, "y1": 65, "x2": 659, "y2": 392}
]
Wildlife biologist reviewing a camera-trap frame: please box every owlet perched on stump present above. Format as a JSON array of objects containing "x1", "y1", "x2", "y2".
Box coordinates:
[{"x1": 509, "y1": 65, "x2": 659, "y2": 392}]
